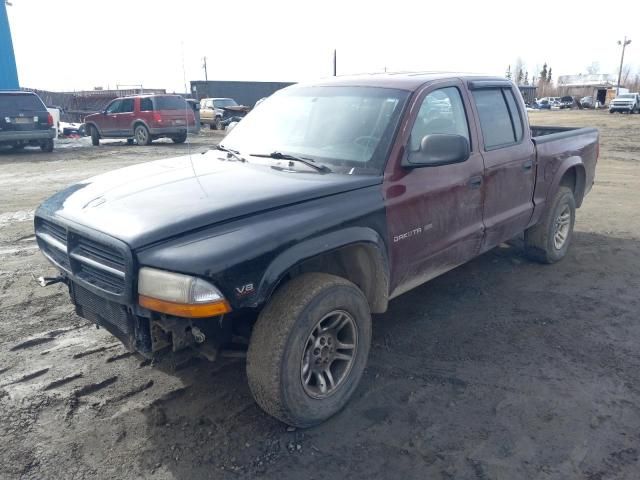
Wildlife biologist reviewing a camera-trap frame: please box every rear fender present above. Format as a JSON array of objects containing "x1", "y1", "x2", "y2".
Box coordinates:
[{"x1": 548, "y1": 157, "x2": 586, "y2": 207}]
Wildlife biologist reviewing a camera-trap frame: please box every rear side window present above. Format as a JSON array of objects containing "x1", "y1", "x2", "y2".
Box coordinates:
[
  {"x1": 120, "y1": 99, "x2": 134, "y2": 113},
  {"x1": 472, "y1": 88, "x2": 523, "y2": 150},
  {"x1": 0, "y1": 93, "x2": 45, "y2": 113},
  {"x1": 153, "y1": 96, "x2": 187, "y2": 110},
  {"x1": 140, "y1": 98, "x2": 153, "y2": 111},
  {"x1": 409, "y1": 87, "x2": 470, "y2": 151}
]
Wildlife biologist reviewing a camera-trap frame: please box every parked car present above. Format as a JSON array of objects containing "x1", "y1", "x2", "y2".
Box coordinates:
[
  {"x1": 84, "y1": 95, "x2": 196, "y2": 146},
  {"x1": 0, "y1": 91, "x2": 55, "y2": 152},
  {"x1": 580, "y1": 96, "x2": 595, "y2": 109},
  {"x1": 35, "y1": 74, "x2": 598, "y2": 427},
  {"x1": 558, "y1": 96, "x2": 574, "y2": 109},
  {"x1": 609, "y1": 92, "x2": 640, "y2": 114},
  {"x1": 200, "y1": 97, "x2": 250, "y2": 130},
  {"x1": 536, "y1": 98, "x2": 552, "y2": 109}
]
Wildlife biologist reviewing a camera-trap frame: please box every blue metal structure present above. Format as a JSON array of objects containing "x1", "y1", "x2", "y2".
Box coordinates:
[{"x1": 0, "y1": 2, "x2": 19, "y2": 90}]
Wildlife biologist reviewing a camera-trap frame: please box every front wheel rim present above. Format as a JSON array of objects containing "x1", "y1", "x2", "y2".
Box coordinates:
[
  {"x1": 301, "y1": 310, "x2": 358, "y2": 399},
  {"x1": 553, "y1": 205, "x2": 571, "y2": 250}
]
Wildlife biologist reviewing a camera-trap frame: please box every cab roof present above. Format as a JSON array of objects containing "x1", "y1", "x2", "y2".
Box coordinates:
[{"x1": 297, "y1": 72, "x2": 510, "y2": 92}]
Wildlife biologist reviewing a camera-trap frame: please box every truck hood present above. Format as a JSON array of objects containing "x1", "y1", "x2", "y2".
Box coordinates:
[{"x1": 37, "y1": 151, "x2": 381, "y2": 249}]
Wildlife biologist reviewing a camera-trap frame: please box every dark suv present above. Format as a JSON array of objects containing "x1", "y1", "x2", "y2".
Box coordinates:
[
  {"x1": 84, "y1": 95, "x2": 196, "y2": 146},
  {"x1": 0, "y1": 91, "x2": 55, "y2": 152}
]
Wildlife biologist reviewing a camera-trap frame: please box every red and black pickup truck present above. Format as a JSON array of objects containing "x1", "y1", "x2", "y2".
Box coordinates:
[{"x1": 34, "y1": 73, "x2": 598, "y2": 427}]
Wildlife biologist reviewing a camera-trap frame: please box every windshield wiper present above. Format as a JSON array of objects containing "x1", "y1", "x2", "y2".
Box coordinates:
[
  {"x1": 249, "y1": 151, "x2": 331, "y2": 173},
  {"x1": 213, "y1": 144, "x2": 247, "y2": 163}
]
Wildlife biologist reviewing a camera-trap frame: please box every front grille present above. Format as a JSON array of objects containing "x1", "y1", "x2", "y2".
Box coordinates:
[
  {"x1": 35, "y1": 217, "x2": 130, "y2": 299},
  {"x1": 73, "y1": 285, "x2": 133, "y2": 346}
]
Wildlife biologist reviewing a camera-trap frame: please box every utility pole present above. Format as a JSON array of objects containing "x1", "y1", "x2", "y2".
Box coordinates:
[
  {"x1": 202, "y1": 56, "x2": 208, "y2": 82},
  {"x1": 333, "y1": 49, "x2": 337, "y2": 76},
  {"x1": 616, "y1": 36, "x2": 631, "y2": 95}
]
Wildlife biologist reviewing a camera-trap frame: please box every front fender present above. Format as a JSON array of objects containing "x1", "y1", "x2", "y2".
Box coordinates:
[{"x1": 255, "y1": 227, "x2": 389, "y2": 308}]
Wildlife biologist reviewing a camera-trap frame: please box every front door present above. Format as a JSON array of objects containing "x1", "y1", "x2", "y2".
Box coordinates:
[
  {"x1": 114, "y1": 98, "x2": 135, "y2": 136},
  {"x1": 101, "y1": 99, "x2": 122, "y2": 134},
  {"x1": 385, "y1": 81, "x2": 485, "y2": 297},
  {"x1": 468, "y1": 85, "x2": 536, "y2": 250}
]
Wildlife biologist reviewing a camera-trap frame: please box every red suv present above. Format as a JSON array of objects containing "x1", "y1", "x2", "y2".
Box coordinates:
[{"x1": 84, "y1": 95, "x2": 196, "y2": 146}]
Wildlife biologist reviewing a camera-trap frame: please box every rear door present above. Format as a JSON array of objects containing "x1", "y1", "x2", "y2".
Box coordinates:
[
  {"x1": 114, "y1": 98, "x2": 135, "y2": 135},
  {"x1": 468, "y1": 83, "x2": 536, "y2": 250},
  {"x1": 385, "y1": 80, "x2": 485, "y2": 296}
]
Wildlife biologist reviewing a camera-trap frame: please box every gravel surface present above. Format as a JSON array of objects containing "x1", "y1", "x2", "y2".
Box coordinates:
[{"x1": 0, "y1": 112, "x2": 639, "y2": 479}]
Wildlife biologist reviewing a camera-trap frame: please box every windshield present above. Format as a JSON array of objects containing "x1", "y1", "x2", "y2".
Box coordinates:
[
  {"x1": 153, "y1": 96, "x2": 187, "y2": 110},
  {"x1": 214, "y1": 98, "x2": 238, "y2": 108},
  {"x1": 222, "y1": 86, "x2": 409, "y2": 174}
]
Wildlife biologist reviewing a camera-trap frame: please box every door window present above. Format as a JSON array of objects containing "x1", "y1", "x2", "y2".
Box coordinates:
[
  {"x1": 105, "y1": 100, "x2": 122, "y2": 114},
  {"x1": 472, "y1": 88, "x2": 524, "y2": 150},
  {"x1": 409, "y1": 87, "x2": 470, "y2": 152},
  {"x1": 120, "y1": 98, "x2": 134, "y2": 113}
]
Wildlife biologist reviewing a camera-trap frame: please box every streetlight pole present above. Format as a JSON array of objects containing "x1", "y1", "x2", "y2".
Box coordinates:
[{"x1": 616, "y1": 36, "x2": 631, "y2": 95}]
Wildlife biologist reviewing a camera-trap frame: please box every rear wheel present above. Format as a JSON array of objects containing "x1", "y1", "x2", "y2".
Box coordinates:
[
  {"x1": 524, "y1": 186, "x2": 576, "y2": 264},
  {"x1": 90, "y1": 126, "x2": 100, "y2": 146},
  {"x1": 214, "y1": 117, "x2": 223, "y2": 131},
  {"x1": 247, "y1": 273, "x2": 372, "y2": 427},
  {"x1": 134, "y1": 124, "x2": 152, "y2": 145},
  {"x1": 40, "y1": 139, "x2": 54, "y2": 152},
  {"x1": 172, "y1": 133, "x2": 187, "y2": 143}
]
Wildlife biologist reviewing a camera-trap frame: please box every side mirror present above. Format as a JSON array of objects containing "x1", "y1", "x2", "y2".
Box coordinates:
[{"x1": 403, "y1": 134, "x2": 470, "y2": 168}]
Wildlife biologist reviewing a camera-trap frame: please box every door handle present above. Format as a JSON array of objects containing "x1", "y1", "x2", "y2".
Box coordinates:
[
  {"x1": 523, "y1": 160, "x2": 533, "y2": 170},
  {"x1": 468, "y1": 176, "x2": 483, "y2": 189}
]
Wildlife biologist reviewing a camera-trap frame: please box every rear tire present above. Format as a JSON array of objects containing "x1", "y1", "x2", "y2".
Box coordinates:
[
  {"x1": 40, "y1": 139, "x2": 54, "y2": 152},
  {"x1": 134, "y1": 124, "x2": 152, "y2": 145},
  {"x1": 524, "y1": 186, "x2": 576, "y2": 264},
  {"x1": 214, "y1": 117, "x2": 223, "y2": 131},
  {"x1": 90, "y1": 126, "x2": 100, "y2": 146},
  {"x1": 247, "y1": 273, "x2": 372, "y2": 427},
  {"x1": 172, "y1": 133, "x2": 187, "y2": 144}
]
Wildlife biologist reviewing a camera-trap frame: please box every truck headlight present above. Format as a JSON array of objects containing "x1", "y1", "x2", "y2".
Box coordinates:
[{"x1": 138, "y1": 267, "x2": 231, "y2": 318}]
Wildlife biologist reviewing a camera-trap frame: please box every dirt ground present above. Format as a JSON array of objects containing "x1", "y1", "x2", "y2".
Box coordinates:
[{"x1": 0, "y1": 111, "x2": 639, "y2": 480}]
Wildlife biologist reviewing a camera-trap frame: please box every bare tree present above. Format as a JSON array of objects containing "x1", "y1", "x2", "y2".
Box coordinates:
[{"x1": 586, "y1": 62, "x2": 600, "y2": 75}]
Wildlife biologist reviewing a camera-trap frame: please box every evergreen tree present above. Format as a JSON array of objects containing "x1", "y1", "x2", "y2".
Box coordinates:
[
  {"x1": 516, "y1": 69, "x2": 524, "y2": 85},
  {"x1": 539, "y1": 63, "x2": 548, "y2": 84},
  {"x1": 547, "y1": 67, "x2": 552, "y2": 84},
  {"x1": 506, "y1": 65, "x2": 512, "y2": 79},
  {"x1": 524, "y1": 71, "x2": 529, "y2": 85}
]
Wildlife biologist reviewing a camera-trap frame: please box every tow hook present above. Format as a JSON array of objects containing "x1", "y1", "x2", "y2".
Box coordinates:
[
  {"x1": 191, "y1": 326, "x2": 206, "y2": 344},
  {"x1": 37, "y1": 275, "x2": 66, "y2": 287}
]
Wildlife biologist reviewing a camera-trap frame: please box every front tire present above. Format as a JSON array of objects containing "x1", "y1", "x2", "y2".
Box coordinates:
[
  {"x1": 524, "y1": 186, "x2": 576, "y2": 264},
  {"x1": 247, "y1": 273, "x2": 372, "y2": 427},
  {"x1": 214, "y1": 117, "x2": 223, "y2": 131},
  {"x1": 90, "y1": 126, "x2": 100, "y2": 146}
]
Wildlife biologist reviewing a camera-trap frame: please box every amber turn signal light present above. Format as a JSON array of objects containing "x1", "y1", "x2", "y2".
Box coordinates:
[{"x1": 139, "y1": 295, "x2": 231, "y2": 318}]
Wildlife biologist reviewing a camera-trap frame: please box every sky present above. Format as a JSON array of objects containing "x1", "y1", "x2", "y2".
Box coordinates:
[{"x1": 6, "y1": 0, "x2": 640, "y2": 93}]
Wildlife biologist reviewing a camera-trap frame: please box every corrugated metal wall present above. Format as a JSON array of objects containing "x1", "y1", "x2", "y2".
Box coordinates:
[
  {"x1": 190, "y1": 81, "x2": 295, "y2": 106},
  {"x1": 0, "y1": 3, "x2": 19, "y2": 90}
]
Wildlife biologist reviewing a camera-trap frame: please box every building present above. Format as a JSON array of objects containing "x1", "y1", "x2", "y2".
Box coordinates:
[
  {"x1": 517, "y1": 85, "x2": 537, "y2": 104},
  {"x1": 557, "y1": 74, "x2": 622, "y2": 106},
  {"x1": 0, "y1": 2, "x2": 19, "y2": 90},
  {"x1": 190, "y1": 80, "x2": 295, "y2": 106}
]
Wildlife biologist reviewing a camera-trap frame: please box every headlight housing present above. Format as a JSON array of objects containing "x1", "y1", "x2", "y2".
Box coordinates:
[{"x1": 138, "y1": 267, "x2": 231, "y2": 318}]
